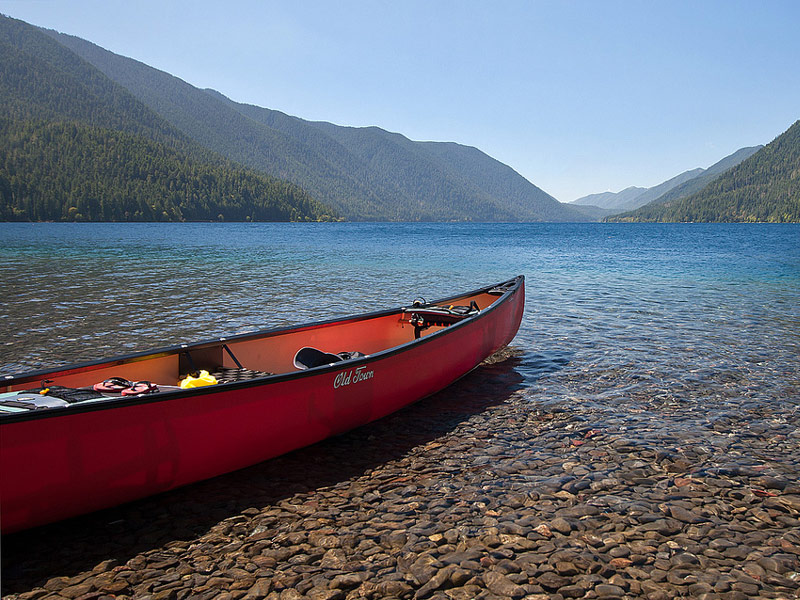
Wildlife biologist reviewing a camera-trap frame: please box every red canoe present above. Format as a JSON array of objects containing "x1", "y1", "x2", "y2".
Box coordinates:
[{"x1": 0, "y1": 276, "x2": 524, "y2": 533}]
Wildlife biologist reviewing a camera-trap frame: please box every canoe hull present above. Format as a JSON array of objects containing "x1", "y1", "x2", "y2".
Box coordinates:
[{"x1": 1, "y1": 277, "x2": 524, "y2": 533}]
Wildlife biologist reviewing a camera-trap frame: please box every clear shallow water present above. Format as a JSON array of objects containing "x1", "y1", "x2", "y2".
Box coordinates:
[{"x1": 1, "y1": 222, "x2": 799, "y2": 443}]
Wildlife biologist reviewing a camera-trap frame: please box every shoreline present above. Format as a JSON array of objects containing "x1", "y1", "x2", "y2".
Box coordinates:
[{"x1": 3, "y1": 350, "x2": 799, "y2": 600}]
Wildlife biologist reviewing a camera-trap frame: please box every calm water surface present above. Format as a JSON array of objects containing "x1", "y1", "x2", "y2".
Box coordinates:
[{"x1": 1, "y1": 222, "x2": 798, "y2": 448}]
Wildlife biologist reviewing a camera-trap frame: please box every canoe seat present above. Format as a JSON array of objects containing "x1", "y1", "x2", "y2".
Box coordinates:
[
  {"x1": 181, "y1": 345, "x2": 271, "y2": 384},
  {"x1": 293, "y1": 347, "x2": 365, "y2": 370}
]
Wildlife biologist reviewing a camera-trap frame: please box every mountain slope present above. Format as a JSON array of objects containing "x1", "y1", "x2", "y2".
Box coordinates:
[
  {"x1": 572, "y1": 186, "x2": 647, "y2": 210},
  {"x1": 571, "y1": 168, "x2": 704, "y2": 212},
  {"x1": 645, "y1": 145, "x2": 762, "y2": 207},
  {"x1": 624, "y1": 168, "x2": 703, "y2": 209},
  {"x1": 410, "y1": 139, "x2": 573, "y2": 221},
  {"x1": 0, "y1": 15, "x2": 180, "y2": 142},
  {"x1": 0, "y1": 15, "x2": 336, "y2": 222},
  {"x1": 41, "y1": 31, "x2": 362, "y2": 212},
  {"x1": 0, "y1": 119, "x2": 334, "y2": 222},
  {"x1": 608, "y1": 122, "x2": 800, "y2": 222},
  {"x1": 568, "y1": 204, "x2": 623, "y2": 220},
  {"x1": 212, "y1": 93, "x2": 588, "y2": 221},
  {"x1": 573, "y1": 146, "x2": 764, "y2": 214},
  {"x1": 47, "y1": 28, "x2": 588, "y2": 222}
]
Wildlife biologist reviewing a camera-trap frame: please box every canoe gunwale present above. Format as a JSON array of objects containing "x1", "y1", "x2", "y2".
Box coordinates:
[{"x1": 0, "y1": 276, "x2": 524, "y2": 424}]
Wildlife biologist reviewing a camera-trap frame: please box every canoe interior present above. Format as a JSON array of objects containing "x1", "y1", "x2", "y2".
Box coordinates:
[{"x1": 1, "y1": 283, "x2": 514, "y2": 398}]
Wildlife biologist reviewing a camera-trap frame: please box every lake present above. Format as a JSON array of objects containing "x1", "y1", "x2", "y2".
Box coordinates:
[
  {"x1": 4, "y1": 221, "x2": 800, "y2": 598},
  {"x1": 1, "y1": 222, "x2": 799, "y2": 433}
]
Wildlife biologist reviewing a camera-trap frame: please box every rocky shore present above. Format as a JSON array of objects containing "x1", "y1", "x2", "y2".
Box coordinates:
[{"x1": 3, "y1": 349, "x2": 799, "y2": 600}]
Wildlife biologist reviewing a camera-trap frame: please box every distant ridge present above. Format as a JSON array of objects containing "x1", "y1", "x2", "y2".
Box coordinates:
[
  {"x1": 608, "y1": 122, "x2": 800, "y2": 222},
  {"x1": 567, "y1": 204, "x2": 621, "y2": 220},
  {"x1": 643, "y1": 146, "x2": 762, "y2": 207},
  {"x1": 622, "y1": 168, "x2": 704, "y2": 209},
  {"x1": 573, "y1": 146, "x2": 763, "y2": 215},
  {"x1": 572, "y1": 186, "x2": 647, "y2": 211},
  {"x1": 47, "y1": 28, "x2": 589, "y2": 222}
]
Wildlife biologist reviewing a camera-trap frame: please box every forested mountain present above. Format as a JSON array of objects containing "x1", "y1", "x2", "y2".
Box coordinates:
[
  {"x1": 642, "y1": 145, "x2": 762, "y2": 207},
  {"x1": 0, "y1": 15, "x2": 179, "y2": 142},
  {"x1": 572, "y1": 186, "x2": 647, "y2": 211},
  {"x1": 573, "y1": 146, "x2": 764, "y2": 215},
  {"x1": 607, "y1": 122, "x2": 800, "y2": 222},
  {"x1": 567, "y1": 203, "x2": 623, "y2": 220},
  {"x1": 0, "y1": 15, "x2": 336, "y2": 222},
  {"x1": 573, "y1": 168, "x2": 703, "y2": 212},
  {"x1": 0, "y1": 119, "x2": 332, "y2": 221},
  {"x1": 47, "y1": 28, "x2": 587, "y2": 222},
  {"x1": 620, "y1": 168, "x2": 704, "y2": 209}
]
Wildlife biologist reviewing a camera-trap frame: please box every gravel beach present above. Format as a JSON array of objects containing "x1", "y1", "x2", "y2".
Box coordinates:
[{"x1": 3, "y1": 348, "x2": 799, "y2": 600}]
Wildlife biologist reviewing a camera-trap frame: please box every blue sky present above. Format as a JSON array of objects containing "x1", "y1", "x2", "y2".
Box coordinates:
[{"x1": 2, "y1": 0, "x2": 799, "y2": 202}]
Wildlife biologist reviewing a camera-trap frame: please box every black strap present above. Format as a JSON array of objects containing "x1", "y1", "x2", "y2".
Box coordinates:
[
  {"x1": 182, "y1": 351, "x2": 199, "y2": 376},
  {"x1": 222, "y1": 344, "x2": 244, "y2": 369}
]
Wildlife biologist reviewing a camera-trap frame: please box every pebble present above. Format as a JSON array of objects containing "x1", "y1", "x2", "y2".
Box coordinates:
[{"x1": 2, "y1": 348, "x2": 799, "y2": 599}]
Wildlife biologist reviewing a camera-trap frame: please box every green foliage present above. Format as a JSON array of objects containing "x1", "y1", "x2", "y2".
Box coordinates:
[
  {"x1": 0, "y1": 15, "x2": 182, "y2": 143},
  {"x1": 0, "y1": 15, "x2": 337, "y2": 223},
  {"x1": 0, "y1": 119, "x2": 337, "y2": 222},
  {"x1": 608, "y1": 122, "x2": 800, "y2": 223},
  {"x1": 644, "y1": 146, "x2": 763, "y2": 209}
]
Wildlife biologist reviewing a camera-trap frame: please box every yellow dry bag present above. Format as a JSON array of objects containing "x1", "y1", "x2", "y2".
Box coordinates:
[{"x1": 180, "y1": 370, "x2": 218, "y2": 389}]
